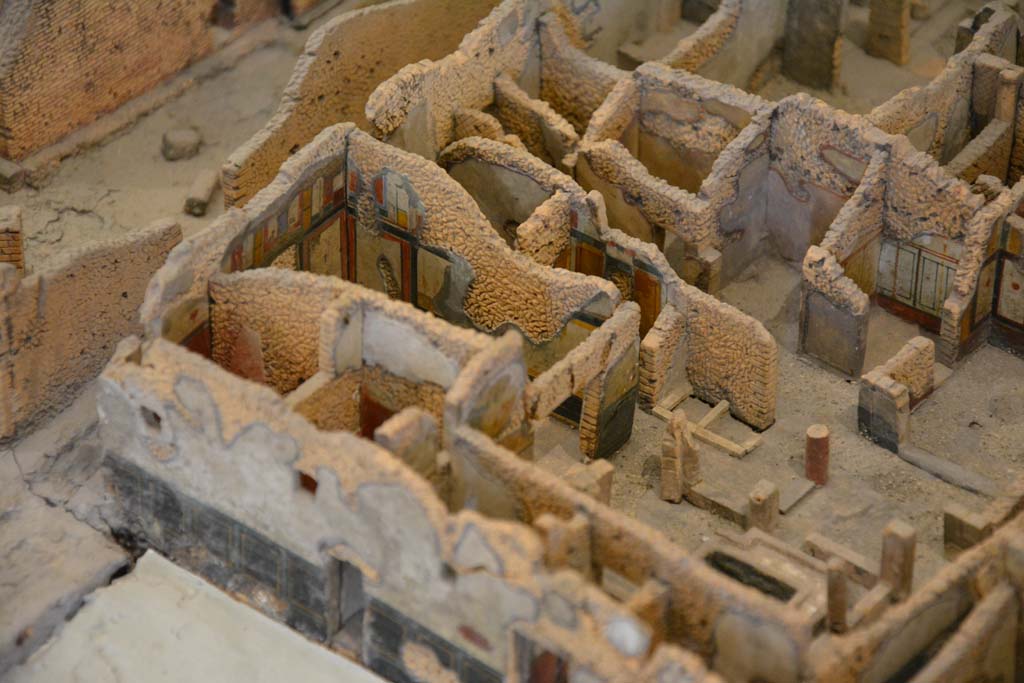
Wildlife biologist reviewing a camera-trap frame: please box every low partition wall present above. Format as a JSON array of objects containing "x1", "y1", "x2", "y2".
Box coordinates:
[
  {"x1": 449, "y1": 426, "x2": 813, "y2": 683},
  {"x1": 100, "y1": 333, "x2": 721, "y2": 683},
  {"x1": 858, "y1": 336, "x2": 934, "y2": 453},
  {"x1": 440, "y1": 135, "x2": 778, "y2": 430},
  {"x1": 807, "y1": 514, "x2": 1024, "y2": 683},
  {"x1": 0, "y1": 218, "x2": 181, "y2": 439},
  {"x1": 146, "y1": 124, "x2": 620, "y2": 371}
]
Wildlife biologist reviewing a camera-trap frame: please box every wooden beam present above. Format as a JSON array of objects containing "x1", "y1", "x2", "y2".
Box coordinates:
[{"x1": 697, "y1": 400, "x2": 729, "y2": 429}]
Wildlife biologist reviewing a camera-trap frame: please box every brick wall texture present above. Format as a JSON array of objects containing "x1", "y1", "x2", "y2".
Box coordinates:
[
  {"x1": 0, "y1": 0, "x2": 214, "y2": 160},
  {"x1": 0, "y1": 207, "x2": 23, "y2": 273}
]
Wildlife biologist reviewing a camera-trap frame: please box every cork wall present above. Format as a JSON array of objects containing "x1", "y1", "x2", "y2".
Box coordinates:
[
  {"x1": 149, "y1": 123, "x2": 620, "y2": 376},
  {"x1": 99, "y1": 333, "x2": 725, "y2": 683},
  {"x1": 440, "y1": 135, "x2": 778, "y2": 430},
  {"x1": 867, "y1": 3, "x2": 1021, "y2": 164},
  {"x1": 222, "y1": 0, "x2": 501, "y2": 206},
  {"x1": 365, "y1": 0, "x2": 543, "y2": 160},
  {"x1": 807, "y1": 513, "x2": 1024, "y2": 683},
  {"x1": 0, "y1": 219, "x2": 181, "y2": 439}
]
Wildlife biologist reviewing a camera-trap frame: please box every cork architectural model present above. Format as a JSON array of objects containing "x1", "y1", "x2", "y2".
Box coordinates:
[{"x1": 2, "y1": 1, "x2": 1024, "y2": 682}]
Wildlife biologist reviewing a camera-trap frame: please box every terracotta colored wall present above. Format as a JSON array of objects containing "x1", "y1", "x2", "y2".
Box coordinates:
[
  {"x1": 0, "y1": 218, "x2": 181, "y2": 438},
  {"x1": 0, "y1": 0, "x2": 216, "y2": 160}
]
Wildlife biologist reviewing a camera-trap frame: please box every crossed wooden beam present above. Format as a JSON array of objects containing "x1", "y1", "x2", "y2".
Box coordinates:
[{"x1": 652, "y1": 392, "x2": 761, "y2": 458}]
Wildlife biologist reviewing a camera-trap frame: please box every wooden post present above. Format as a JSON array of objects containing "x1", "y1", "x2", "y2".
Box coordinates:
[
  {"x1": 805, "y1": 424, "x2": 830, "y2": 486},
  {"x1": 661, "y1": 410, "x2": 699, "y2": 502},
  {"x1": 880, "y1": 519, "x2": 916, "y2": 601},
  {"x1": 827, "y1": 557, "x2": 848, "y2": 633},
  {"x1": 747, "y1": 480, "x2": 780, "y2": 532}
]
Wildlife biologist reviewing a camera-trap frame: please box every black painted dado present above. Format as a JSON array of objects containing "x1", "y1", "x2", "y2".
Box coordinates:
[
  {"x1": 595, "y1": 387, "x2": 637, "y2": 459},
  {"x1": 365, "y1": 599, "x2": 502, "y2": 683},
  {"x1": 106, "y1": 456, "x2": 330, "y2": 640}
]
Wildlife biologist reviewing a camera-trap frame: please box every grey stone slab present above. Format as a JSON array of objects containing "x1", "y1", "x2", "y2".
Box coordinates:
[
  {"x1": 8, "y1": 551, "x2": 385, "y2": 682},
  {"x1": 0, "y1": 474, "x2": 127, "y2": 674},
  {"x1": 779, "y1": 478, "x2": 816, "y2": 514}
]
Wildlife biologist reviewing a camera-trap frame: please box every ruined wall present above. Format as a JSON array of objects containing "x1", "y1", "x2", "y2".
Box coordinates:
[
  {"x1": 578, "y1": 63, "x2": 774, "y2": 288},
  {"x1": 366, "y1": 0, "x2": 542, "y2": 161},
  {"x1": 635, "y1": 63, "x2": 762, "y2": 196},
  {"x1": 492, "y1": 74, "x2": 579, "y2": 171},
  {"x1": 866, "y1": 0, "x2": 910, "y2": 66},
  {"x1": 0, "y1": 0, "x2": 215, "y2": 160},
  {"x1": 449, "y1": 427, "x2": 811, "y2": 683},
  {"x1": 673, "y1": 278, "x2": 778, "y2": 430},
  {"x1": 0, "y1": 206, "x2": 24, "y2": 273},
  {"x1": 222, "y1": 0, "x2": 501, "y2": 206},
  {"x1": 345, "y1": 129, "x2": 620, "y2": 343},
  {"x1": 868, "y1": 58, "x2": 973, "y2": 163},
  {"x1": 100, "y1": 335, "x2": 721, "y2": 683},
  {"x1": 663, "y1": 0, "x2": 785, "y2": 90},
  {"x1": 799, "y1": 247, "x2": 870, "y2": 377},
  {"x1": 210, "y1": 269, "x2": 351, "y2": 393},
  {"x1": 441, "y1": 134, "x2": 777, "y2": 430},
  {"x1": 538, "y1": 15, "x2": 628, "y2": 134},
  {"x1": 781, "y1": 0, "x2": 844, "y2": 91},
  {"x1": 868, "y1": 3, "x2": 1022, "y2": 164},
  {"x1": 150, "y1": 124, "x2": 619, "y2": 376},
  {"x1": 943, "y1": 179, "x2": 1024, "y2": 362},
  {"x1": 875, "y1": 336, "x2": 934, "y2": 404},
  {"x1": 0, "y1": 219, "x2": 181, "y2": 438},
  {"x1": 807, "y1": 515, "x2": 1024, "y2": 683},
  {"x1": 529, "y1": 302, "x2": 641, "y2": 458},
  {"x1": 767, "y1": 96, "x2": 878, "y2": 263},
  {"x1": 661, "y1": 0, "x2": 740, "y2": 73}
]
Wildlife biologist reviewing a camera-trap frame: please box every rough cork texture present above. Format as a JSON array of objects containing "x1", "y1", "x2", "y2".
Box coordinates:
[
  {"x1": 869, "y1": 336, "x2": 935, "y2": 403},
  {"x1": 210, "y1": 268, "x2": 353, "y2": 394},
  {"x1": 802, "y1": 246, "x2": 869, "y2": 317},
  {"x1": 366, "y1": 0, "x2": 542, "y2": 159},
  {"x1": 0, "y1": 0, "x2": 215, "y2": 160},
  {"x1": 639, "y1": 304, "x2": 686, "y2": 411},
  {"x1": 99, "y1": 335, "x2": 728, "y2": 682},
  {"x1": 346, "y1": 129, "x2": 620, "y2": 342},
  {"x1": 440, "y1": 134, "x2": 777, "y2": 428},
  {"x1": 0, "y1": 218, "x2": 181, "y2": 438},
  {"x1": 945, "y1": 118, "x2": 1012, "y2": 182},
  {"x1": 222, "y1": 0, "x2": 501, "y2": 206},
  {"x1": 537, "y1": 15, "x2": 628, "y2": 134},
  {"x1": 292, "y1": 371, "x2": 362, "y2": 432},
  {"x1": 493, "y1": 73, "x2": 579, "y2": 169},
  {"x1": 660, "y1": 0, "x2": 740, "y2": 71}
]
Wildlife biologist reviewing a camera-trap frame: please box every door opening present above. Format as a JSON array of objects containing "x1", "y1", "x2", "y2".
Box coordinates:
[{"x1": 332, "y1": 559, "x2": 367, "y2": 652}]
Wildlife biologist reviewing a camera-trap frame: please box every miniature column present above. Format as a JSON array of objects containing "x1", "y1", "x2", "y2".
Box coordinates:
[
  {"x1": 880, "y1": 519, "x2": 916, "y2": 601},
  {"x1": 747, "y1": 480, "x2": 779, "y2": 532},
  {"x1": 660, "y1": 410, "x2": 699, "y2": 503},
  {"x1": 826, "y1": 557, "x2": 848, "y2": 633},
  {"x1": 805, "y1": 424, "x2": 830, "y2": 486}
]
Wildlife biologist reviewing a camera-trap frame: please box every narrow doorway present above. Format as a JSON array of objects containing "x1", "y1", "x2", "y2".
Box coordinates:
[{"x1": 332, "y1": 559, "x2": 368, "y2": 652}]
